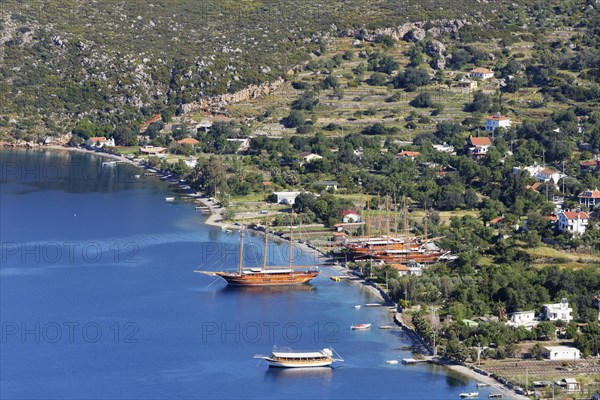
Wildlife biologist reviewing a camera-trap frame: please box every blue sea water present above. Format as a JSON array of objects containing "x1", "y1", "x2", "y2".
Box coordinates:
[{"x1": 1, "y1": 149, "x2": 483, "y2": 399}]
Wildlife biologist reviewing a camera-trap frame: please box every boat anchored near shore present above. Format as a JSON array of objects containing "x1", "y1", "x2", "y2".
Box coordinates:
[
  {"x1": 350, "y1": 323, "x2": 371, "y2": 330},
  {"x1": 254, "y1": 347, "x2": 343, "y2": 368},
  {"x1": 195, "y1": 212, "x2": 319, "y2": 286}
]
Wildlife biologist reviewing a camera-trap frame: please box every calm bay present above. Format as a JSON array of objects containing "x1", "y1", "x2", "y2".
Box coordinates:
[{"x1": 0, "y1": 148, "x2": 484, "y2": 399}]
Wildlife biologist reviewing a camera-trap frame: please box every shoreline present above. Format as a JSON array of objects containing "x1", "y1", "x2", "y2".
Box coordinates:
[
  {"x1": 4, "y1": 144, "x2": 510, "y2": 394},
  {"x1": 444, "y1": 363, "x2": 529, "y2": 400}
]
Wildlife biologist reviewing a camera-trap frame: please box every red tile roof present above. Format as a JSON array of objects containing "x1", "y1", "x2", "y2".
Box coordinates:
[
  {"x1": 341, "y1": 209, "x2": 359, "y2": 216},
  {"x1": 469, "y1": 136, "x2": 492, "y2": 146},
  {"x1": 389, "y1": 264, "x2": 411, "y2": 271},
  {"x1": 562, "y1": 211, "x2": 589, "y2": 220},
  {"x1": 485, "y1": 115, "x2": 510, "y2": 121},
  {"x1": 89, "y1": 137, "x2": 108, "y2": 142},
  {"x1": 579, "y1": 190, "x2": 600, "y2": 199},
  {"x1": 490, "y1": 216, "x2": 505, "y2": 224},
  {"x1": 580, "y1": 160, "x2": 597, "y2": 168},
  {"x1": 177, "y1": 138, "x2": 200, "y2": 145},
  {"x1": 471, "y1": 67, "x2": 493, "y2": 74},
  {"x1": 398, "y1": 151, "x2": 421, "y2": 158}
]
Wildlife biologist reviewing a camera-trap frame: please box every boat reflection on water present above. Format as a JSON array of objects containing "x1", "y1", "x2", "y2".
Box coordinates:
[
  {"x1": 264, "y1": 366, "x2": 334, "y2": 382},
  {"x1": 220, "y1": 284, "x2": 317, "y2": 295}
]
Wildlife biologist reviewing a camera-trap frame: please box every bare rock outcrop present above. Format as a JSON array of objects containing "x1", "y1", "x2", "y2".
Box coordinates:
[
  {"x1": 181, "y1": 78, "x2": 285, "y2": 114},
  {"x1": 342, "y1": 19, "x2": 467, "y2": 42}
]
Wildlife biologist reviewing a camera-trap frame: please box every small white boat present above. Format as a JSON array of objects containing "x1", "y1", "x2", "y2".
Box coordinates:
[
  {"x1": 351, "y1": 323, "x2": 371, "y2": 330},
  {"x1": 165, "y1": 197, "x2": 175, "y2": 202},
  {"x1": 134, "y1": 174, "x2": 141, "y2": 179},
  {"x1": 379, "y1": 325, "x2": 394, "y2": 329},
  {"x1": 459, "y1": 392, "x2": 479, "y2": 398},
  {"x1": 254, "y1": 347, "x2": 343, "y2": 368},
  {"x1": 102, "y1": 161, "x2": 116, "y2": 167},
  {"x1": 354, "y1": 305, "x2": 361, "y2": 310},
  {"x1": 476, "y1": 383, "x2": 490, "y2": 388},
  {"x1": 386, "y1": 360, "x2": 399, "y2": 365}
]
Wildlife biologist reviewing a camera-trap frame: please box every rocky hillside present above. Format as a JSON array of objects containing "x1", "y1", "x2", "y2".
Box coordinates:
[{"x1": 0, "y1": 0, "x2": 564, "y2": 140}]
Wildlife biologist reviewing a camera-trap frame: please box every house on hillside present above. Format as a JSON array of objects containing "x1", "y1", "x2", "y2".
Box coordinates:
[
  {"x1": 300, "y1": 152, "x2": 323, "y2": 164},
  {"x1": 467, "y1": 136, "x2": 492, "y2": 159},
  {"x1": 580, "y1": 159, "x2": 599, "y2": 173},
  {"x1": 558, "y1": 378, "x2": 581, "y2": 392},
  {"x1": 457, "y1": 76, "x2": 477, "y2": 90},
  {"x1": 506, "y1": 311, "x2": 539, "y2": 329},
  {"x1": 515, "y1": 164, "x2": 566, "y2": 186},
  {"x1": 177, "y1": 138, "x2": 200, "y2": 146},
  {"x1": 272, "y1": 191, "x2": 303, "y2": 205},
  {"x1": 541, "y1": 298, "x2": 573, "y2": 322},
  {"x1": 432, "y1": 143, "x2": 456, "y2": 154},
  {"x1": 341, "y1": 210, "x2": 361, "y2": 223},
  {"x1": 87, "y1": 137, "x2": 115, "y2": 148},
  {"x1": 196, "y1": 120, "x2": 213, "y2": 133},
  {"x1": 227, "y1": 138, "x2": 251, "y2": 152},
  {"x1": 397, "y1": 150, "x2": 421, "y2": 160},
  {"x1": 469, "y1": 67, "x2": 494, "y2": 80},
  {"x1": 484, "y1": 114, "x2": 512, "y2": 132},
  {"x1": 557, "y1": 210, "x2": 589, "y2": 235},
  {"x1": 315, "y1": 181, "x2": 338, "y2": 191},
  {"x1": 578, "y1": 189, "x2": 600, "y2": 208},
  {"x1": 544, "y1": 347, "x2": 581, "y2": 361}
]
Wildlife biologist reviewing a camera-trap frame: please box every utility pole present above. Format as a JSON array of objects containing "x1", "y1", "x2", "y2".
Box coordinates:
[{"x1": 562, "y1": 161, "x2": 565, "y2": 195}]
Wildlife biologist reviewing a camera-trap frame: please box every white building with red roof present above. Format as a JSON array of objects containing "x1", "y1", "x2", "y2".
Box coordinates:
[
  {"x1": 87, "y1": 137, "x2": 115, "y2": 147},
  {"x1": 578, "y1": 189, "x2": 600, "y2": 209},
  {"x1": 469, "y1": 67, "x2": 494, "y2": 80},
  {"x1": 485, "y1": 114, "x2": 511, "y2": 132},
  {"x1": 467, "y1": 136, "x2": 492, "y2": 159},
  {"x1": 557, "y1": 210, "x2": 589, "y2": 235}
]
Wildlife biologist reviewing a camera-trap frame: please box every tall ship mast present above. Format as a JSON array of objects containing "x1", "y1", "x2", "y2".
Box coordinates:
[{"x1": 197, "y1": 212, "x2": 319, "y2": 286}]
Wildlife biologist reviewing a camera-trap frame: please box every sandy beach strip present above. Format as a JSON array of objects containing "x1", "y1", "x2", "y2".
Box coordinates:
[{"x1": 444, "y1": 364, "x2": 529, "y2": 400}]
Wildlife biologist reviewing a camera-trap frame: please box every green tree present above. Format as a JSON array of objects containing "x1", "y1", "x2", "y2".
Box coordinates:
[
  {"x1": 281, "y1": 110, "x2": 305, "y2": 128},
  {"x1": 410, "y1": 92, "x2": 434, "y2": 108}
]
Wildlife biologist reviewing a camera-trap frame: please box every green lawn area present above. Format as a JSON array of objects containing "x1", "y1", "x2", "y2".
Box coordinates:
[{"x1": 525, "y1": 246, "x2": 600, "y2": 263}]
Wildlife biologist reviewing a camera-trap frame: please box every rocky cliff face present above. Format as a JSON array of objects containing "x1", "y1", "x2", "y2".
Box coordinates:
[
  {"x1": 181, "y1": 78, "x2": 286, "y2": 114},
  {"x1": 342, "y1": 19, "x2": 467, "y2": 42}
]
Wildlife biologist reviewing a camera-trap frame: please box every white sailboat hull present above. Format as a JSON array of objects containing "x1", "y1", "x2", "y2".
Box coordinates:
[{"x1": 264, "y1": 358, "x2": 334, "y2": 368}]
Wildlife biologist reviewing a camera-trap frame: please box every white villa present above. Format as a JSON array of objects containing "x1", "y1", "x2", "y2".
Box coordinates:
[
  {"x1": 514, "y1": 164, "x2": 566, "y2": 185},
  {"x1": 469, "y1": 67, "x2": 494, "y2": 80},
  {"x1": 432, "y1": 143, "x2": 456, "y2": 154},
  {"x1": 541, "y1": 298, "x2": 573, "y2": 322},
  {"x1": 557, "y1": 210, "x2": 589, "y2": 235},
  {"x1": 506, "y1": 311, "x2": 539, "y2": 329},
  {"x1": 484, "y1": 114, "x2": 512, "y2": 132}
]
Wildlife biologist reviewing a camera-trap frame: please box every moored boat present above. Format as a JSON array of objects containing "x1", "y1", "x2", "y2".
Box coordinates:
[
  {"x1": 351, "y1": 323, "x2": 371, "y2": 330},
  {"x1": 195, "y1": 212, "x2": 319, "y2": 286},
  {"x1": 254, "y1": 347, "x2": 343, "y2": 368},
  {"x1": 459, "y1": 392, "x2": 479, "y2": 398}
]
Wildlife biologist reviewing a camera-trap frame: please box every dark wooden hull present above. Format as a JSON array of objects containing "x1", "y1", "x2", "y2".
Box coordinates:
[{"x1": 216, "y1": 270, "x2": 319, "y2": 286}]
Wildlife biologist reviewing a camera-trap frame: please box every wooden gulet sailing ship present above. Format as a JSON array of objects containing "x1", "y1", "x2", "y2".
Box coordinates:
[
  {"x1": 344, "y1": 197, "x2": 447, "y2": 264},
  {"x1": 196, "y1": 212, "x2": 319, "y2": 286}
]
